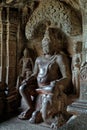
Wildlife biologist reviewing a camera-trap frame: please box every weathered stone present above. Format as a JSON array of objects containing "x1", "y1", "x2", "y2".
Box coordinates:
[{"x1": 26, "y1": 0, "x2": 82, "y2": 40}]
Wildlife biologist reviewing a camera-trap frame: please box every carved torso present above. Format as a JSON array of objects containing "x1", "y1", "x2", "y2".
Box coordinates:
[
  {"x1": 21, "y1": 57, "x2": 33, "y2": 77},
  {"x1": 36, "y1": 55, "x2": 61, "y2": 87}
]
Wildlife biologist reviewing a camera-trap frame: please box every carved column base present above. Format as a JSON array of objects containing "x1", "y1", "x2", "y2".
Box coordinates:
[
  {"x1": 6, "y1": 89, "x2": 21, "y2": 113},
  {"x1": 7, "y1": 95, "x2": 21, "y2": 113},
  {"x1": 0, "y1": 89, "x2": 21, "y2": 115},
  {"x1": 67, "y1": 80, "x2": 87, "y2": 115},
  {"x1": 0, "y1": 97, "x2": 5, "y2": 115},
  {"x1": 67, "y1": 100, "x2": 87, "y2": 114},
  {"x1": 67, "y1": 80, "x2": 87, "y2": 114}
]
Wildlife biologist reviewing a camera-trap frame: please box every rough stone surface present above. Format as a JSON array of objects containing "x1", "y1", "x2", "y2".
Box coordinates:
[{"x1": 26, "y1": 0, "x2": 82, "y2": 40}]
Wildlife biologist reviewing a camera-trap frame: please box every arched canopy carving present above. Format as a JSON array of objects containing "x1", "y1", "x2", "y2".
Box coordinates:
[{"x1": 25, "y1": 0, "x2": 82, "y2": 40}]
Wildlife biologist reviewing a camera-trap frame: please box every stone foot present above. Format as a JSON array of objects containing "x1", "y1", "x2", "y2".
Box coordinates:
[
  {"x1": 29, "y1": 110, "x2": 43, "y2": 124},
  {"x1": 50, "y1": 112, "x2": 73, "y2": 129},
  {"x1": 58, "y1": 112, "x2": 73, "y2": 127},
  {"x1": 18, "y1": 108, "x2": 34, "y2": 120}
]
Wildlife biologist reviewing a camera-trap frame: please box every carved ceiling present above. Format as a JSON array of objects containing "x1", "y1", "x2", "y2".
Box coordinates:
[
  {"x1": 0, "y1": 0, "x2": 83, "y2": 27},
  {"x1": 0, "y1": 1, "x2": 83, "y2": 16},
  {"x1": 59, "y1": 0, "x2": 82, "y2": 21},
  {"x1": 0, "y1": 0, "x2": 82, "y2": 11},
  {"x1": 59, "y1": 0, "x2": 80, "y2": 10}
]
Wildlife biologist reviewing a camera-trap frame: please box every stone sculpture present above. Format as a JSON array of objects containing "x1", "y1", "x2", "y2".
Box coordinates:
[
  {"x1": 72, "y1": 42, "x2": 81, "y2": 96},
  {"x1": 18, "y1": 25, "x2": 73, "y2": 128},
  {"x1": 16, "y1": 47, "x2": 33, "y2": 90}
]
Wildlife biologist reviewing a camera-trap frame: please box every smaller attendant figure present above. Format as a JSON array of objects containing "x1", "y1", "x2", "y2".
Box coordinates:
[
  {"x1": 16, "y1": 47, "x2": 33, "y2": 90},
  {"x1": 72, "y1": 42, "x2": 82, "y2": 96}
]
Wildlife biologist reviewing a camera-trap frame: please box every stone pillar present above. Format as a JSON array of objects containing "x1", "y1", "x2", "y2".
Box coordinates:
[
  {"x1": 0, "y1": 7, "x2": 7, "y2": 115},
  {"x1": 0, "y1": 8, "x2": 3, "y2": 82},
  {"x1": 0, "y1": 7, "x2": 7, "y2": 83},
  {"x1": 82, "y1": 2, "x2": 87, "y2": 62},
  {"x1": 0, "y1": 7, "x2": 21, "y2": 114},
  {"x1": 6, "y1": 7, "x2": 18, "y2": 93},
  {"x1": 5, "y1": 7, "x2": 21, "y2": 112}
]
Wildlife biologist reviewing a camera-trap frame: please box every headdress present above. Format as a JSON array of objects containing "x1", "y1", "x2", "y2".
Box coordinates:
[
  {"x1": 23, "y1": 48, "x2": 29, "y2": 57},
  {"x1": 42, "y1": 21, "x2": 51, "y2": 46}
]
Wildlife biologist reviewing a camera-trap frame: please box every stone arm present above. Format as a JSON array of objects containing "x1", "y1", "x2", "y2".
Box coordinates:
[
  {"x1": 29, "y1": 58, "x2": 34, "y2": 71},
  {"x1": 17, "y1": 58, "x2": 23, "y2": 76},
  {"x1": 32, "y1": 58, "x2": 39, "y2": 77},
  {"x1": 23, "y1": 58, "x2": 39, "y2": 83},
  {"x1": 19, "y1": 58, "x2": 23, "y2": 67},
  {"x1": 51, "y1": 54, "x2": 71, "y2": 91}
]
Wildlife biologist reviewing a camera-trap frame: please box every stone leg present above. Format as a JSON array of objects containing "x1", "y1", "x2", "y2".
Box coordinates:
[{"x1": 18, "y1": 82, "x2": 38, "y2": 120}]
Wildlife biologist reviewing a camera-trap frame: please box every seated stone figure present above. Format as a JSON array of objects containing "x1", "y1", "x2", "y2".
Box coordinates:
[{"x1": 18, "y1": 27, "x2": 72, "y2": 127}]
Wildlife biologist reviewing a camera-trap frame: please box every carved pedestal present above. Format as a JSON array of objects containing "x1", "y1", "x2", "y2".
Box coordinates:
[
  {"x1": 6, "y1": 89, "x2": 21, "y2": 112},
  {"x1": 0, "y1": 94, "x2": 6, "y2": 116},
  {"x1": 67, "y1": 81, "x2": 87, "y2": 114}
]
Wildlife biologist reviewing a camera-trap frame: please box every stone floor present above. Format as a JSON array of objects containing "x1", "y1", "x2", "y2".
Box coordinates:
[
  {"x1": 1, "y1": 111, "x2": 87, "y2": 130},
  {"x1": 1, "y1": 98, "x2": 87, "y2": 130}
]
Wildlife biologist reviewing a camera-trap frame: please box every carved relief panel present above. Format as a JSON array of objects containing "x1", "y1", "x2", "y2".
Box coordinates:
[{"x1": 25, "y1": 0, "x2": 82, "y2": 94}]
